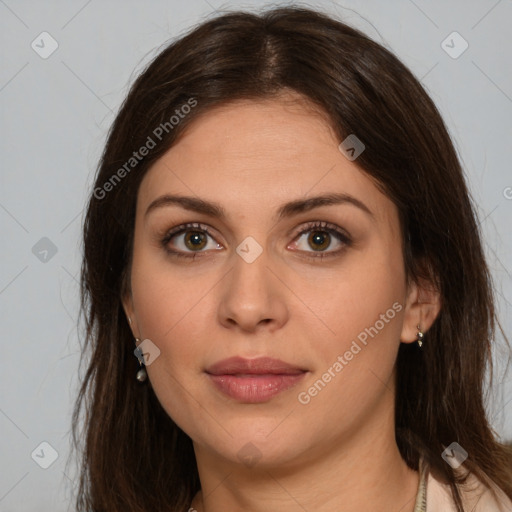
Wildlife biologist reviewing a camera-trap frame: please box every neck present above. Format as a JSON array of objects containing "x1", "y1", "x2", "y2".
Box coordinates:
[{"x1": 189, "y1": 399, "x2": 419, "y2": 512}]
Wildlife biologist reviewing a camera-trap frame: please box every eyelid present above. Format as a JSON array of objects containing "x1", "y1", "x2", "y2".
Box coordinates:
[
  {"x1": 291, "y1": 220, "x2": 350, "y2": 240},
  {"x1": 161, "y1": 222, "x2": 218, "y2": 242}
]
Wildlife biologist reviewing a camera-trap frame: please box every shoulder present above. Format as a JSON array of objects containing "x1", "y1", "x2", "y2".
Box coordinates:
[{"x1": 426, "y1": 468, "x2": 512, "y2": 512}]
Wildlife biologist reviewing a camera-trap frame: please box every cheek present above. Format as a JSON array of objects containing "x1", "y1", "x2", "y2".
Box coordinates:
[
  {"x1": 130, "y1": 259, "x2": 214, "y2": 431},
  {"x1": 292, "y1": 252, "x2": 405, "y2": 434},
  {"x1": 129, "y1": 247, "x2": 223, "y2": 386},
  {"x1": 303, "y1": 241, "x2": 406, "y2": 376},
  {"x1": 130, "y1": 240, "x2": 209, "y2": 339},
  {"x1": 322, "y1": 245, "x2": 404, "y2": 320},
  {"x1": 132, "y1": 276, "x2": 210, "y2": 365}
]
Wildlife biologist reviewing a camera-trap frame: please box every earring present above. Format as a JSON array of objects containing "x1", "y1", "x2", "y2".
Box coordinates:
[
  {"x1": 416, "y1": 325, "x2": 424, "y2": 348},
  {"x1": 134, "y1": 337, "x2": 148, "y2": 382}
]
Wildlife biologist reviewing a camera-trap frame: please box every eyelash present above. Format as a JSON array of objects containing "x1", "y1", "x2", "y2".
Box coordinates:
[{"x1": 160, "y1": 221, "x2": 352, "y2": 260}]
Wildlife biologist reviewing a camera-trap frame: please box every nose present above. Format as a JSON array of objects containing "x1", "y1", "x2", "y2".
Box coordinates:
[{"x1": 217, "y1": 247, "x2": 289, "y2": 333}]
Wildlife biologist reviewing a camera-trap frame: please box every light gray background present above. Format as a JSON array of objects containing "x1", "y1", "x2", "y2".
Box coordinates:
[{"x1": 1, "y1": 1, "x2": 511, "y2": 510}]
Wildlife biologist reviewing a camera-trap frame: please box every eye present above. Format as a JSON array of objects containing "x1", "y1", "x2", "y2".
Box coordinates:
[
  {"x1": 160, "y1": 221, "x2": 351, "y2": 260},
  {"x1": 161, "y1": 222, "x2": 222, "y2": 257},
  {"x1": 289, "y1": 221, "x2": 352, "y2": 258}
]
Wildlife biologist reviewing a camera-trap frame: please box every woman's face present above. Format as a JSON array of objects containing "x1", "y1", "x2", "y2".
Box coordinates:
[{"x1": 124, "y1": 93, "x2": 421, "y2": 470}]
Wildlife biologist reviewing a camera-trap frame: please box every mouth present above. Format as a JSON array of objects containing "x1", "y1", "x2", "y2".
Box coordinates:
[{"x1": 205, "y1": 356, "x2": 308, "y2": 403}]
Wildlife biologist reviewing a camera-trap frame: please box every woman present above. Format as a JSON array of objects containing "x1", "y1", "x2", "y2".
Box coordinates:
[{"x1": 72, "y1": 6, "x2": 512, "y2": 511}]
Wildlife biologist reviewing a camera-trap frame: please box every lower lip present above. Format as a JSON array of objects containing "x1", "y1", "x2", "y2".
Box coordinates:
[{"x1": 207, "y1": 373, "x2": 306, "y2": 403}]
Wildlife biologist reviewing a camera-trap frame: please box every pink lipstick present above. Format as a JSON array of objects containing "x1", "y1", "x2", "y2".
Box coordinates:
[{"x1": 205, "y1": 356, "x2": 307, "y2": 403}]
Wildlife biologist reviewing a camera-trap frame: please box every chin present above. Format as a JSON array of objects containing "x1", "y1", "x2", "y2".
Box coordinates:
[{"x1": 194, "y1": 417, "x2": 314, "y2": 470}]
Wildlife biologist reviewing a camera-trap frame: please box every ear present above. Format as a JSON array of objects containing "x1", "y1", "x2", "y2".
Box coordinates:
[{"x1": 400, "y1": 271, "x2": 442, "y2": 344}]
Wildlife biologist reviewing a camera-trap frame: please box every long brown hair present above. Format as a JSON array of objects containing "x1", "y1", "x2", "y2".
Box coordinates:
[{"x1": 71, "y1": 6, "x2": 512, "y2": 511}]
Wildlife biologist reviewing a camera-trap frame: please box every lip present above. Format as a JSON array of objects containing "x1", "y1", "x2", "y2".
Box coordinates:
[
  {"x1": 206, "y1": 356, "x2": 306, "y2": 376},
  {"x1": 205, "y1": 356, "x2": 307, "y2": 403}
]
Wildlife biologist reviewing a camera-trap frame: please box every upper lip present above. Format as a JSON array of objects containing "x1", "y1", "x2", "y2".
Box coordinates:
[{"x1": 205, "y1": 356, "x2": 307, "y2": 375}]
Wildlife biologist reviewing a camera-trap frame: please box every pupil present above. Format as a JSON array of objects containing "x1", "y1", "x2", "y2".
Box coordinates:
[{"x1": 309, "y1": 231, "x2": 330, "y2": 251}]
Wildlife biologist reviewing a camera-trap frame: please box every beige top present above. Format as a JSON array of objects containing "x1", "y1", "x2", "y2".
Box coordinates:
[{"x1": 413, "y1": 457, "x2": 512, "y2": 512}]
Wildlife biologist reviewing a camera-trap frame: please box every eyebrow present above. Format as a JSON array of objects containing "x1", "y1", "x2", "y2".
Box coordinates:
[{"x1": 144, "y1": 192, "x2": 374, "y2": 220}]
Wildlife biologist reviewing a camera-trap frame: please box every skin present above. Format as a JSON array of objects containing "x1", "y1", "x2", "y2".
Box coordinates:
[{"x1": 123, "y1": 91, "x2": 441, "y2": 512}]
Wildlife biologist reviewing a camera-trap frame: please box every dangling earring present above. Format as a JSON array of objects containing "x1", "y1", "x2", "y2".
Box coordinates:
[
  {"x1": 134, "y1": 337, "x2": 148, "y2": 382},
  {"x1": 416, "y1": 325, "x2": 424, "y2": 348}
]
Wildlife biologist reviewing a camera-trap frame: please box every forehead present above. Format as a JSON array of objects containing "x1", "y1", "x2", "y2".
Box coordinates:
[
  {"x1": 169, "y1": 94, "x2": 337, "y2": 162},
  {"x1": 137, "y1": 95, "x2": 396, "y2": 227}
]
